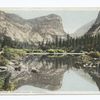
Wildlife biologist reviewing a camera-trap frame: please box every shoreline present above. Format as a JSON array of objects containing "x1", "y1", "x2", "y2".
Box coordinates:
[{"x1": 26, "y1": 53, "x2": 85, "y2": 55}]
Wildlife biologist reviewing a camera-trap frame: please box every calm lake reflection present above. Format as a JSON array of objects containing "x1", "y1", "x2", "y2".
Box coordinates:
[{"x1": 1, "y1": 54, "x2": 100, "y2": 92}]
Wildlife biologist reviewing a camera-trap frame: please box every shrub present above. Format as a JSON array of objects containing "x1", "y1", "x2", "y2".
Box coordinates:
[
  {"x1": 0, "y1": 79, "x2": 4, "y2": 90},
  {"x1": 0, "y1": 54, "x2": 8, "y2": 66},
  {"x1": 88, "y1": 51, "x2": 100, "y2": 58},
  {"x1": 46, "y1": 49, "x2": 65, "y2": 53},
  {"x1": 46, "y1": 49, "x2": 55, "y2": 53},
  {"x1": 25, "y1": 49, "x2": 32, "y2": 53},
  {"x1": 25, "y1": 49, "x2": 43, "y2": 53},
  {"x1": 3, "y1": 48, "x2": 26, "y2": 60},
  {"x1": 55, "y1": 49, "x2": 65, "y2": 53},
  {"x1": 8, "y1": 82, "x2": 16, "y2": 91}
]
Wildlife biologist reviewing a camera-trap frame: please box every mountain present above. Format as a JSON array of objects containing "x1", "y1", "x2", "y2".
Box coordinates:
[
  {"x1": 87, "y1": 11, "x2": 100, "y2": 36},
  {"x1": 70, "y1": 20, "x2": 95, "y2": 38},
  {"x1": 70, "y1": 11, "x2": 100, "y2": 38},
  {"x1": 0, "y1": 10, "x2": 67, "y2": 46}
]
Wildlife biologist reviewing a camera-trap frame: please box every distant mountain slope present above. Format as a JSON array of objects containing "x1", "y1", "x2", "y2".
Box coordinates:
[
  {"x1": 87, "y1": 11, "x2": 100, "y2": 36},
  {"x1": 0, "y1": 10, "x2": 67, "y2": 45},
  {"x1": 70, "y1": 20, "x2": 95, "y2": 38}
]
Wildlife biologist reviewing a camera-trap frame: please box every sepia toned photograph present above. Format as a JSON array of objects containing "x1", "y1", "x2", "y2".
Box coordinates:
[{"x1": 0, "y1": 8, "x2": 100, "y2": 94}]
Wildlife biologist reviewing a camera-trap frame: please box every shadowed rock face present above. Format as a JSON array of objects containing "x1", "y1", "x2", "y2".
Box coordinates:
[
  {"x1": 71, "y1": 11, "x2": 100, "y2": 38},
  {"x1": 0, "y1": 10, "x2": 67, "y2": 45},
  {"x1": 87, "y1": 11, "x2": 100, "y2": 36},
  {"x1": 95, "y1": 11, "x2": 100, "y2": 25},
  {"x1": 71, "y1": 20, "x2": 95, "y2": 38}
]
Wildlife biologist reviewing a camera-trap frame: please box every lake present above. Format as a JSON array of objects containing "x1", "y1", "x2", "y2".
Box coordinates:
[{"x1": 0, "y1": 54, "x2": 100, "y2": 93}]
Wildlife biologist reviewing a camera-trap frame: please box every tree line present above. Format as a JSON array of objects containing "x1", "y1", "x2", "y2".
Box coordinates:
[
  {"x1": 0, "y1": 27, "x2": 100, "y2": 52},
  {"x1": 39, "y1": 33, "x2": 100, "y2": 52},
  {"x1": 0, "y1": 35, "x2": 35, "y2": 50}
]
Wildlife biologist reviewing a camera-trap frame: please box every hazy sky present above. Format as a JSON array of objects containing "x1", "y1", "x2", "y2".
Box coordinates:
[{"x1": 0, "y1": 8, "x2": 99, "y2": 33}]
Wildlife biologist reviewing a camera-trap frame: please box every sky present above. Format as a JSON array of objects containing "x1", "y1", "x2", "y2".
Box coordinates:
[{"x1": 0, "y1": 8, "x2": 99, "y2": 33}]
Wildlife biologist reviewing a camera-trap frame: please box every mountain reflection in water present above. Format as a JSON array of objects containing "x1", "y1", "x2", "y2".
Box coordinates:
[{"x1": 0, "y1": 54, "x2": 100, "y2": 92}]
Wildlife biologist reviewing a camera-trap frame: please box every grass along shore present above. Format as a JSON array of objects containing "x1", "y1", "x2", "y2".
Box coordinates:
[{"x1": 0, "y1": 47, "x2": 100, "y2": 67}]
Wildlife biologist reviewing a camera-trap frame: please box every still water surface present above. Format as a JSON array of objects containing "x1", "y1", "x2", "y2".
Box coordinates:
[{"x1": 13, "y1": 54, "x2": 100, "y2": 93}]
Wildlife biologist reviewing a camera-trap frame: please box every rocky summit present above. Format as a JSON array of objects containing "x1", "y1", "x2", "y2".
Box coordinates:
[{"x1": 0, "y1": 11, "x2": 66, "y2": 45}]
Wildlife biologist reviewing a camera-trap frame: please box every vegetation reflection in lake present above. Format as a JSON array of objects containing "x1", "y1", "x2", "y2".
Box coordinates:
[{"x1": 0, "y1": 54, "x2": 100, "y2": 92}]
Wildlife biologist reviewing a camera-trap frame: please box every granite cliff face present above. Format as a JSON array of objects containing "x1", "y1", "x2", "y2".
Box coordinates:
[
  {"x1": 28, "y1": 14, "x2": 66, "y2": 41},
  {"x1": 0, "y1": 10, "x2": 66, "y2": 45}
]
